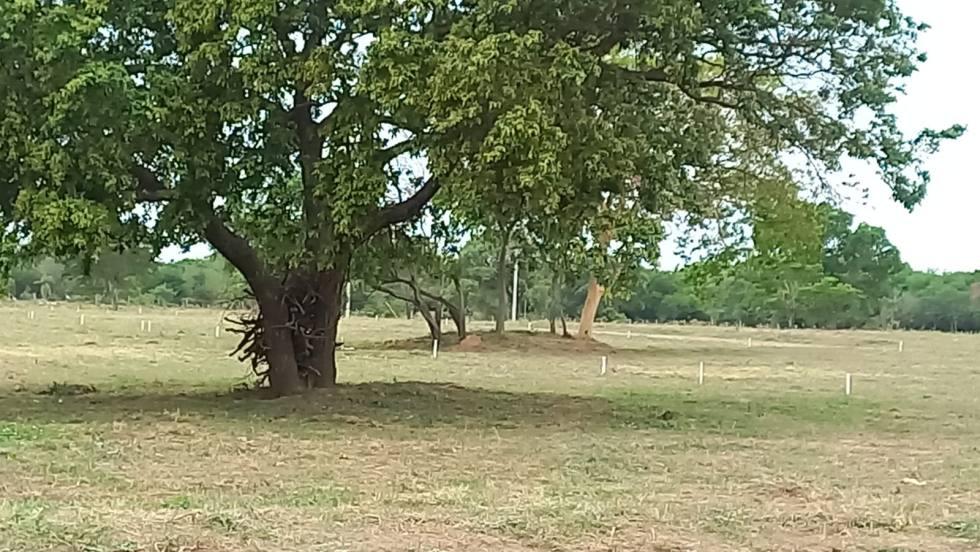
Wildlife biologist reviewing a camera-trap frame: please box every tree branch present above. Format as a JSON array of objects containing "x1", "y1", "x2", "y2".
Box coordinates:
[
  {"x1": 606, "y1": 65, "x2": 741, "y2": 109},
  {"x1": 362, "y1": 174, "x2": 441, "y2": 238},
  {"x1": 131, "y1": 166, "x2": 177, "y2": 202},
  {"x1": 128, "y1": 166, "x2": 268, "y2": 289},
  {"x1": 372, "y1": 284, "x2": 419, "y2": 307},
  {"x1": 375, "y1": 135, "x2": 420, "y2": 166},
  {"x1": 202, "y1": 213, "x2": 270, "y2": 291},
  {"x1": 382, "y1": 276, "x2": 457, "y2": 314}
]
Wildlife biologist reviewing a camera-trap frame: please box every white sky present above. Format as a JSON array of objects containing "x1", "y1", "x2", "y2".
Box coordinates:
[
  {"x1": 663, "y1": 0, "x2": 979, "y2": 273},
  {"x1": 841, "y1": 0, "x2": 980, "y2": 273},
  {"x1": 166, "y1": 0, "x2": 979, "y2": 272}
]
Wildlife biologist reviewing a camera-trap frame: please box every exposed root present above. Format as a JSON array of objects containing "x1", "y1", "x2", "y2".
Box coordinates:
[{"x1": 226, "y1": 275, "x2": 339, "y2": 387}]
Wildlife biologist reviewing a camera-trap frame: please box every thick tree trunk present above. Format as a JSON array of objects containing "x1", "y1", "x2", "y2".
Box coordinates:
[
  {"x1": 310, "y1": 268, "x2": 345, "y2": 389},
  {"x1": 202, "y1": 217, "x2": 306, "y2": 396},
  {"x1": 255, "y1": 287, "x2": 304, "y2": 396},
  {"x1": 577, "y1": 276, "x2": 605, "y2": 339}
]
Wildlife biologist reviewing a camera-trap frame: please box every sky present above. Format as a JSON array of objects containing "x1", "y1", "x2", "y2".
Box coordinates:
[
  {"x1": 660, "y1": 0, "x2": 980, "y2": 273},
  {"x1": 824, "y1": 0, "x2": 979, "y2": 272},
  {"x1": 165, "y1": 0, "x2": 980, "y2": 272}
]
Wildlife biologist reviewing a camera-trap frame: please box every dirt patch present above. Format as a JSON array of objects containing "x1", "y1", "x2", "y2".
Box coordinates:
[{"x1": 456, "y1": 334, "x2": 483, "y2": 352}]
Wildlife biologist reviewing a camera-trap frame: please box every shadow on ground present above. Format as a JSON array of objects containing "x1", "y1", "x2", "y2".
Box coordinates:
[
  {"x1": 359, "y1": 330, "x2": 616, "y2": 355},
  {"x1": 0, "y1": 380, "x2": 883, "y2": 436},
  {"x1": 354, "y1": 331, "x2": 778, "y2": 365}
]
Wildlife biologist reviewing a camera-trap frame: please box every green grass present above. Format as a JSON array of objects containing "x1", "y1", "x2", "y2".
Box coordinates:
[
  {"x1": 938, "y1": 520, "x2": 980, "y2": 542},
  {"x1": 1, "y1": 302, "x2": 979, "y2": 551},
  {"x1": 0, "y1": 423, "x2": 44, "y2": 444}
]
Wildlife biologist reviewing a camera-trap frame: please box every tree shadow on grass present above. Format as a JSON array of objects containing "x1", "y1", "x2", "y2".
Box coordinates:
[
  {"x1": 360, "y1": 330, "x2": 617, "y2": 355},
  {"x1": 0, "y1": 381, "x2": 883, "y2": 436}
]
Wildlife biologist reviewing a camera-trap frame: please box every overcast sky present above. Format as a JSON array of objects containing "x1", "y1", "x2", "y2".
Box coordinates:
[
  {"x1": 166, "y1": 1, "x2": 979, "y2": 272},
  {"x1": 662, "y1": 0, "x2": 979, "y2": 273},
  {"x1": 834, "y1": 0, "x2": 977, "y2": 273}
]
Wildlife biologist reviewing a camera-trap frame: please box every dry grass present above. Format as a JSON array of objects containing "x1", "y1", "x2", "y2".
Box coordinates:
[{"x1": 1, "y1": 302, "x2": 979, "y2": 551}]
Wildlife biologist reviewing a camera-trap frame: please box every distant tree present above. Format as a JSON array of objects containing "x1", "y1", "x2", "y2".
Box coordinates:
[
  {"x1": 822, "y1": 207, "x2": 905, "y2": 321},
  {"x1": 615, "y1": 270, "x2": 704, "y2": 323},
  {"x1": 894, "y1": 271, "x2": 980, "y2": 332},
  {"x1": 88, "y1": 249, "x2": 154, "y2": 310},
  {"x1": 798, "y1": 277, "x2": 865, "y2": 329}
]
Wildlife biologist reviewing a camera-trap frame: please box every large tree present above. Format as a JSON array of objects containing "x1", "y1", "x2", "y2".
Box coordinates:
[{"x1": 1, "y1": 0, "x2": 961, "y2": 395}]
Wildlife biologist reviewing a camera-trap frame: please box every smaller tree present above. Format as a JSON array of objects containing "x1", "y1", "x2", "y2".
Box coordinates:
[{"x1": 357, "y1": 211, "x2": 469, "y2": 342}]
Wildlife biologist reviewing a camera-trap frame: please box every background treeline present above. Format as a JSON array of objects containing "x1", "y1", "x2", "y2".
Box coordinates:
[
  {"x1": 9, "y1": 205, "x2": 980, "y2": 333},
  {"x1": 6, "y1": 253, "x2": 245, "y2": 308}
]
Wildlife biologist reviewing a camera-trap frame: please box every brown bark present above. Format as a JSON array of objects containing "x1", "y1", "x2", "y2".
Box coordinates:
[
  {"x1": 309, "y1": 267, "x2": 346, "y2": 389},
  {"x1": 254, "y1": 286, "x2": 304, "y2": 396},
  {"x1": 577, "y1": 276, "x2": 605, "y2": 340},
  {"x1": 576, "y1": 223, "x2": 614, "y2": 340},
  {"x1": 203, "y1": 216, "x2": 305, "y2": 396},
  {"x1": 452, "y1": 276, "x2": 467, "y2": 339},
  {"x1": 495, "y1": 228, "x2": 511, "y2": 335}
]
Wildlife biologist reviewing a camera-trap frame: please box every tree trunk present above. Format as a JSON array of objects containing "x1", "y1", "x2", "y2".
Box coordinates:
[
  {"x1": 255, "y1": 286, "x2": 304, "y2": 396},
  {"x1": 450, "y1": 307, "x2": 466, "y2": 339},
  {"x1": 310, "y1": 268, "x2": 345, "y2": 389},
  {"x1": 202, "y1": 217, "x2": 309, "y2": 396},
  {"x1": 560, "y1": 314, "x2": 570, "y2": 338},
  {"x1": 577, "y1": 276, "x2": 605, "y2": 339},
  {"x1": 452, "y1": 277, "x2": 467, "y2": 339},
  {"x1": 495, "y1": 228, "x2": 511, "y2": 335},
  {"x1": 548, "y1": 269, "x2": 561, "y2": 335},
  {"x1": 433, "y1": 304, "x2": 444, "y2": 339},
  {"x1": 418, "y1": 303, "x2": 441, "y2": 343}
]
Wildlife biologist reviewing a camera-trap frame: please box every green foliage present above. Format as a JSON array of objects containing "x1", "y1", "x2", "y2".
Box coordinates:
[
  {"x1": 1, "y1": 1, "x2": 961, "y2": 268},
  {"x1": 797, "y1": 277, "x2": 865, "y2": 329},
  {"x1": 684, "y1": 193, "x2": 979, "y2": 331}
]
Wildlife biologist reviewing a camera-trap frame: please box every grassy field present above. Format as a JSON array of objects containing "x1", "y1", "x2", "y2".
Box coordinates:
[{"x1": 1, "y1": 302, "x2": 978, "y2": 552}]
